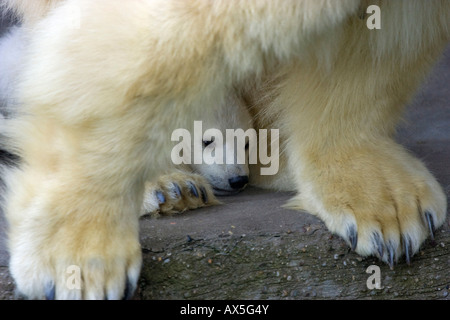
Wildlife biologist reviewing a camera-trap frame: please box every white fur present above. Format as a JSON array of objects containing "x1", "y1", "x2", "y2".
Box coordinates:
[
  {"x1": 0, "y1": 26, "x2": 26, "y2": 113},
  {"x1": 141, "y1": 91, "x2": 253, "y2": 215},
  {"x1": 189, "y1": 92, "x2": 252, "y2": 194},
  {"x1": 1, "y1": 0, "x2": 449, "y2": 299}
]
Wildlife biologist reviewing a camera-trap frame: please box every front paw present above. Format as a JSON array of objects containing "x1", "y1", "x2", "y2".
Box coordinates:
[
  {"x1": 141, "y1": 172, "x2": 219, "y2": 216},
  {"x1": 288, "y1": 142, "x2": 447, "y2": 268},
  {"x1": 9, "y1": 215, "x2": 142, "y2": 300}
]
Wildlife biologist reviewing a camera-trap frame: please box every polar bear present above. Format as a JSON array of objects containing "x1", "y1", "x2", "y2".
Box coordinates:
[
  {"x1": 0, "y1": 23, "x2": 251, "y2": 216},
  {"x1": 1, "y1": 0, "x2": 449, "y2": 299}
]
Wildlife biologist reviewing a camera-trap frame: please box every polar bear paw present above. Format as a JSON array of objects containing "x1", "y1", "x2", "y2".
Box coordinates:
[
  {"x1": 287, "y1": 142, "x2": 447, "y2": 268},
  {"x1": 141, "y1": 172, "x2": 220, "y2": 216}
]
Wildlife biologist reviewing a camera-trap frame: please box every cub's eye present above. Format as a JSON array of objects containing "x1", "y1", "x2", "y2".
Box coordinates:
[{"x1": 203, "y1": 140, "x2": 213, "y2": 147}]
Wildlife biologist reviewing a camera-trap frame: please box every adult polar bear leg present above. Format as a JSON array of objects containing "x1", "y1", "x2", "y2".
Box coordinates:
[
  {"x1": 4, "y1": 0, "x2": 360, "y2": 299},
  {"x1": 273, "y1": 1, "x2": 450, "y2": 268}
]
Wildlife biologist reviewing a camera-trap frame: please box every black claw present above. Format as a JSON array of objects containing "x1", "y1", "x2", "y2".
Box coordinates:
[
  {"x1": 403, "y1": 235, "x2": 412, "y2": 265},
  {"x1": 155, "y1": 190, "x2": 166, "y2": 204},
  {"x1": 45, "y1": 283, "x2": 55, "y2": 300},
  {"x1": 425, "y1": 211, "x2": 435, "y2": 241},
  {"x1": 188, "y1": 182, "x2": 199, "y2": 198},
  {"x1": 200, "y1": 186, "x2": 208, "y2": 203},
  {"x1": 123, "y1": 279, "x2": 136, "y2": 300},
  {"x1": 387, "y1": 243, "x2": 395, "y2": 270},
  {"x1": 348, "y1": 225, "x2": 358, "y2": 251},
  {"x1": 172, "y1": 183, "x2": 182, "y2": 197},
  {"x1": 373, "y1": 232, "x2": 384, "y2": 258}
]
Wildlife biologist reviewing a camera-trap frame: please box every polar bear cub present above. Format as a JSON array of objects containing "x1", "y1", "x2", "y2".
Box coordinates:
[{"x1": 142, "y1": 92, "x2": 253, "y2": 215}]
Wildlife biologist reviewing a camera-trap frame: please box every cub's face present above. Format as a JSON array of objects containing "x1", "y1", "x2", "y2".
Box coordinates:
[
  {"x1": 190, "y1": 92, "x2": 252, "y2": 195},
  {"x1": 191, "y1": 136, "x2": 250, "y2": 195}
]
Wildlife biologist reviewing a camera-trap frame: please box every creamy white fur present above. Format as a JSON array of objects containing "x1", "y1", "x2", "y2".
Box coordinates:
[
  {"x1": 141, "y1": 91, "x2": 253, "y2": 215},
  {"x1": 0, "y1": 23, "x2": 251, "y2": 217}
]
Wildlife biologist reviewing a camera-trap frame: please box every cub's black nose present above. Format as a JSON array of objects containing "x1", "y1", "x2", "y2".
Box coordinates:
[{"x1": 228, "y1": 175, "x2": 249, "y2": 190}]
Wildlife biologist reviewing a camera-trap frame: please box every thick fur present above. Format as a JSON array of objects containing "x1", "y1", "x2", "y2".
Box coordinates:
[
  {"x1": 0, "y1": 27, "x2": 25, "y2": 115},
  {"x1": 141, "y1": 92, "x2": 252, "y2": 215},
  {"x1": 1, "y1": 0, "x2": 449, "y2": 299},
  {"x1": 0, "y1": 21, "x2": 246, "y2": 219}
]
